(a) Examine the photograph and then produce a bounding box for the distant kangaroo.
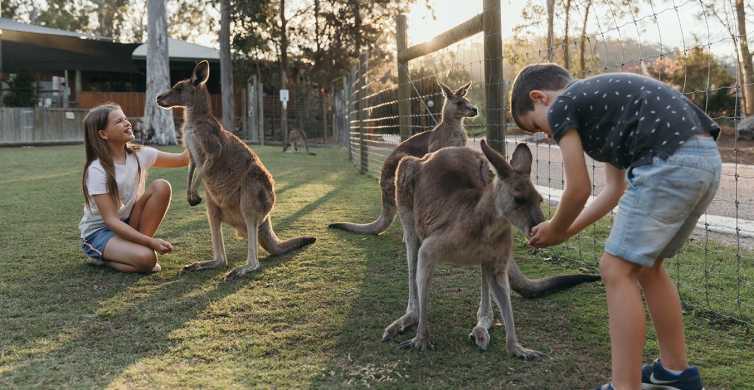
[282,127,315,155]
[328,81,477,234]
[383,141,600,357]
[156,60,316,281]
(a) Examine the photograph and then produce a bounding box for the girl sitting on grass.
[79,103,189,273]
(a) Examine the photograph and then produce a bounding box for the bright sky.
[406,0,739,58]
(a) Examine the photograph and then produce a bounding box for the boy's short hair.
[510,63,573,129]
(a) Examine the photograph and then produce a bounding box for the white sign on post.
[279,89,289,109]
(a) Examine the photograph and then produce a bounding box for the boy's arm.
[528,129,591,247]
[153,149,190,168]
[566,163,626,236]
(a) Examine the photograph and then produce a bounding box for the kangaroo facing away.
[328,81,477,234]
[383,141,600,358]
[156,60,316,281]
[282,127,316,155]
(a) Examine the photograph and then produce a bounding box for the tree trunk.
[144,0,176,145]
[220,0,235,130]
[579,0,592,77]
[280,0,289,145]
[735,0,754,115]
[563,0,572,70]
[546,0,555,62]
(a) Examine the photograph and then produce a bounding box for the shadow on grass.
[0,171,340,388]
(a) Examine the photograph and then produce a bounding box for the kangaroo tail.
[258,217,316,256]
[328,194,396,235]
[508,259,600,298]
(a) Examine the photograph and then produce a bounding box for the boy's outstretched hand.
[528,220,568,248]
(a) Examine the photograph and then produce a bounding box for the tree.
[701,0,754,116]
[219,0,235,130]
[562,0,572,70]
[143,0,177,145]
[578,0,593,77]
[734,0,753,115]
[546,0,555,62]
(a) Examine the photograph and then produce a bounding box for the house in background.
[0,17,231,119]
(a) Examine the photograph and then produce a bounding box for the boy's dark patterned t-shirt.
[548,73,720,169]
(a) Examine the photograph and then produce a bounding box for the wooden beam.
[396,15,412,141]
[483,0,506,154]
[398,14,483,63]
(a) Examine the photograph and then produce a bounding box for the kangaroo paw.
[469,326,491,351]
[224,264,261,282]
[183,259,224,272]
[508,343,545,360]
[382,312,418,342]
[187,194,203,206]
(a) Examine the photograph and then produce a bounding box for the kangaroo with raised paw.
[156,60,316,281]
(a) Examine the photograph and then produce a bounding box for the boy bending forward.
[512,63,719,390]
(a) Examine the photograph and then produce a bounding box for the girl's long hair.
[82,103,141,209]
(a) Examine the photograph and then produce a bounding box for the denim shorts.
[605,136,721,267]
[80,218,129,264]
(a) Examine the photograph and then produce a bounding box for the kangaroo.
[156,60,316,281]
[383,141,600,358]
[328,81,477,234]
[282,127,315,155]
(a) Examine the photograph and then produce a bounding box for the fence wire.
[336,0,753,327]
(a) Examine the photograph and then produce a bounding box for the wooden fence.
[0,107,88,145]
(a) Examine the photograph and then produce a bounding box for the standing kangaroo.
[383,141,600,358]
[328,81,477,234]
[282,127,315,155]
[156,60,316,281]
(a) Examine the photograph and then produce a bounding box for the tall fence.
[336,0,753,326]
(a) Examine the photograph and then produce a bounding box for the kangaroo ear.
[455,81,472,96]
[480,139,513,178]
[438,81,454,98]
[191,60,210,86]
[510,143,533,175]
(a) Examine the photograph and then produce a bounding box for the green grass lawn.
[0,144,752,389]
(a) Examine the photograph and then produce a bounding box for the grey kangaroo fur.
[383,141,600,357]
[328,81,477,235]
[156,60,316,281]
[282,127,316,155]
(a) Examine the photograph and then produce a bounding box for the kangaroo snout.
[155,92,169,108]
[468,107,479,117]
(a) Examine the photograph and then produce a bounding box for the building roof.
[0,17,112,41]
[0,18,219,72]
[132,38,220,62]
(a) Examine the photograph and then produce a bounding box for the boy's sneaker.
[641,359,705,390]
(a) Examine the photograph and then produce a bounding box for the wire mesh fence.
[334,0,753,326]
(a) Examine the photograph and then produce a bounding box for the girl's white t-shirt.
[79,147,159,239]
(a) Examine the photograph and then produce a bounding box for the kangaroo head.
[480,140,544,236]
[156,60,210,110]
[439,81,478,120]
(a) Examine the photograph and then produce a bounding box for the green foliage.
[3,71,38,107]
[648,46,737,118]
